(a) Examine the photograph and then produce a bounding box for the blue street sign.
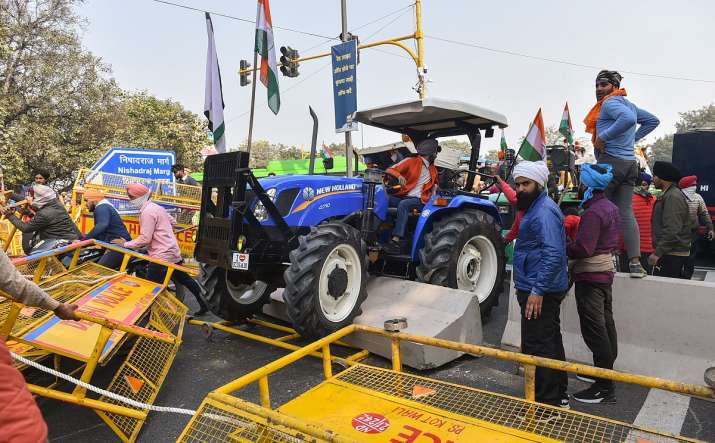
[89,147,176,214]
[331,40,358,133]
[91,147,176,181]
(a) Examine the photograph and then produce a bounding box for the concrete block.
[263,277,482,369]
[501,273,715,385]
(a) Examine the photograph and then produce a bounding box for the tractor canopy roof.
[355,97,508,140]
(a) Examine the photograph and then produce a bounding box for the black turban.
[596,70,623,87]
[652,161,682,183]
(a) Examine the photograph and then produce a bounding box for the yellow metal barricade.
[73,168,201,210]
[72,168,201,258]
[1,240,190,442]
[180,325,713,443]
[0,218,24,256]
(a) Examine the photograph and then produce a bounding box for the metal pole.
[246,49,259,158]
[341,0,354,177]
[415,0,425,98]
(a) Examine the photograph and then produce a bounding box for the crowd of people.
[502,70,712,417]
[0,69,712,438]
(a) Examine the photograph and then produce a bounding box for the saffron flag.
[255,0,280,114]
[519,109,546,161]
[204,13,226,152]
[559,102,574,145]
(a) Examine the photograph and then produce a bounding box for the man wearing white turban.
[512,160,550,189]
[512,160,570,409]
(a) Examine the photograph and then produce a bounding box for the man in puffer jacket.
[632,172,657,273]
[679,175,714,279]
[512,160,569,408]
[2,184,80,253]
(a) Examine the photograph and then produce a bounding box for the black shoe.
[191,307,209,317]
[573,385,616,404]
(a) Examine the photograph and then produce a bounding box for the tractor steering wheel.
[460,169,498,193]
[382,172,403,195]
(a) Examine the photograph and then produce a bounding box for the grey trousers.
[598,153,641,260]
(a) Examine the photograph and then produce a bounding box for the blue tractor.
[195,98,508,338]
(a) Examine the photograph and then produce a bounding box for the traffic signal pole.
[341,0,354,177]
[238,0,426,162]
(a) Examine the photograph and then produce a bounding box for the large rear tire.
[198,264,274,322]
[283,223,368,339]
[416,209,505,318]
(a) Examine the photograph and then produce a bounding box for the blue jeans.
[389,196,422,238]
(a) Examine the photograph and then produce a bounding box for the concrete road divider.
[501,273,715,385]
[264,277,482,369]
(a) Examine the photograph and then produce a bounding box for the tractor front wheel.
[198,264,274,322]
[283,223,368,339]
[416,209,505,318]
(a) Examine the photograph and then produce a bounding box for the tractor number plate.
[231,252,250,270]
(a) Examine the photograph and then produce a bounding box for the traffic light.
[239,59,251,86]
[279,46,300,78]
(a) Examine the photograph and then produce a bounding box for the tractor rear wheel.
[416,209,505,318]
[198,264,274,322]
[283,222,367,339]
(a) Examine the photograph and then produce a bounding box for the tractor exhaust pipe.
[308,106,319,175]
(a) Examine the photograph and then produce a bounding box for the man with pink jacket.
[112,183,208,316]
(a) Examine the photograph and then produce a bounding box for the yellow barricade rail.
[73,168,202,211]
[0,219,23,256]
[180,324,714,443]
[1,240,189,443]
[71,168,201,257]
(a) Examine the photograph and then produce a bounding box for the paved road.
[39,290,715,442]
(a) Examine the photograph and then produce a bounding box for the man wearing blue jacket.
[82,190,131,269]
[512,160,569,409]
[584,70,659,278]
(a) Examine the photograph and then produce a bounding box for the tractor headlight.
[253,188,277,222]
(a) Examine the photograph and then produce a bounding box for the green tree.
[648,104,715,161]
[0,0,123,188]
[109,92,209,171]
[0,1,209,189]
[438,138,471,156]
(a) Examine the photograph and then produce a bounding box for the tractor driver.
[383,138,439,254]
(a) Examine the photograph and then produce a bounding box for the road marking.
[633,389,691,436]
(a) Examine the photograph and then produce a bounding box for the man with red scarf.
[583,70,659,278]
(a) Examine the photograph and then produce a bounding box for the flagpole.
[246,49,259,158]
[494,123,531,204]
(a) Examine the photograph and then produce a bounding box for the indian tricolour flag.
[204,13,226,153]
[518,108,546,161]
[500,130,508,151]
[320,143,333,160]
[559,102,574,145]
[255,0,280,115]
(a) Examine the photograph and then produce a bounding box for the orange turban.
[84,189,105,203]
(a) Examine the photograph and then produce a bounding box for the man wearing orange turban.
[82,189,131,269]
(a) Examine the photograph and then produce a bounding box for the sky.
[77,0,715,154]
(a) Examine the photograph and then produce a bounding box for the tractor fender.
[410,195,501,260]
